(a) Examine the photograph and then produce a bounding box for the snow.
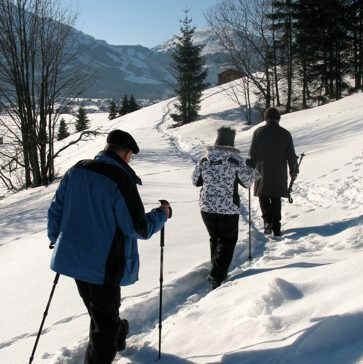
[0,80,363,364]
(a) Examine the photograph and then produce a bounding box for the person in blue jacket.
[48,129,170,364]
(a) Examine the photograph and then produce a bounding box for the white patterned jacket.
[192,146,256,215]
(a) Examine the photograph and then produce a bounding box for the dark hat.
[215,127,236,147]
[107,129,140,154]
[264,107,281,122]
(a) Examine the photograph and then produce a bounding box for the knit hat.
[215,127,236,147]
[106,129,140,154]
[264,107,281,123]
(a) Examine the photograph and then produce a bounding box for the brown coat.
[249,121,299,198]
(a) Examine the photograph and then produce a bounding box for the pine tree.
[75,106,89,132]
[348,0,363,90]
[108,100,118,120]
[119,95,129,116]
[271,0,352,105]
[57,118,70,140]
[128,95,140,112]
[310,0,350,99]
[170,12,208,124]
[269,0,296,112]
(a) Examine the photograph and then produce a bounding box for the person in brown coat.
[249,107,299,236]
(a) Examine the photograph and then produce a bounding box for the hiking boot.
[208,277,221,289]
[208,274,225,289]
[117,319,129,351]
[264,222,272,234]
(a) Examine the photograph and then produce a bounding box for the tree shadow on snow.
[283,214,363,240]
[211,312,363,364]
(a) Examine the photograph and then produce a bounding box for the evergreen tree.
[270,0,352,105]
[119,95,129,116]
[108,100,118,120]
[170,12,208,124]
[270,0,295,112]
[348,0,363,90]
[289,0,320,107]
[128,95,140,112]
[318,0,350,99]
[57,118,70,140]
[75,106,89,132]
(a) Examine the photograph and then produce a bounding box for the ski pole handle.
[298,153,305,167]
[288,153,305,204]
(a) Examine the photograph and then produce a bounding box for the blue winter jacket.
[47,151,167,286]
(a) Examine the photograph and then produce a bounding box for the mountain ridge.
[73,27,229,101]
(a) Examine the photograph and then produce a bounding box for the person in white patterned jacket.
[192,127,256,289]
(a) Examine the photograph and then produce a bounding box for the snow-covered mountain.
[152,28,226,56]
[73,28,230,100]
[71,30,173,100]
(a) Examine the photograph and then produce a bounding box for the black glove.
[49,242,55,249]
[246,158,255,169]
[159,199,173,219]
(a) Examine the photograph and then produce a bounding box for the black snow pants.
[259,196,281,231]
[75,280,126,364]
[201,211,239,283]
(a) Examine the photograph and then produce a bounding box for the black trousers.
[259,196,281,228]
[201,211,239,282]
[75,280,124,364]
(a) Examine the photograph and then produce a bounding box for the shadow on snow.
[284,214,363,239]
[218,312,363,364]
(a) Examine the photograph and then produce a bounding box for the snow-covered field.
[0,82,362,364]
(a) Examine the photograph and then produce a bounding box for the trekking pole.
[29,272,60,364]
[158,226,165,360]
[288,153,305,204]
[248,187,252,262]
[157,200,172,360]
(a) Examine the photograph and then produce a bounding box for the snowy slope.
[0,83,362,364]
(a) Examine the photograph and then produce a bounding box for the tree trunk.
[302,57,308,109]
[359,5,363,89]
[21,125,32,188]
[285,0,293,113]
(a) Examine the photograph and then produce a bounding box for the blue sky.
[74,0,219,48]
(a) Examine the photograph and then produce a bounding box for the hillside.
[0,82,362,363]
[70,28,229,100]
